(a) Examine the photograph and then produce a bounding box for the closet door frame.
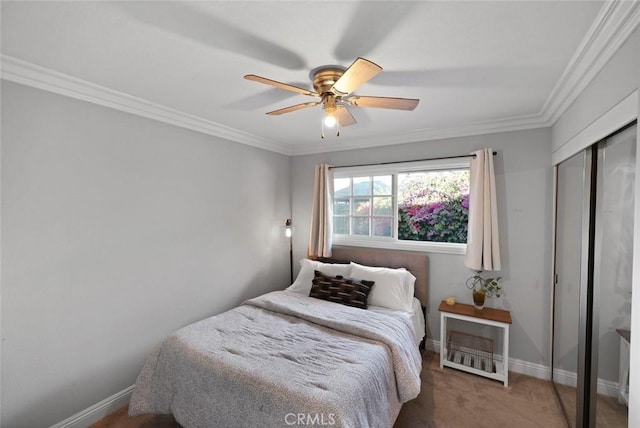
[577,145,597,428]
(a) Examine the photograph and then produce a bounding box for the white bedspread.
[129,291,422,427]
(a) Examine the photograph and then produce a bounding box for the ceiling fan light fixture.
[321,108,339,139]
[323,107,337,128]
[321,96,339,138]
[322,93,338,128]
[324,114,337,128]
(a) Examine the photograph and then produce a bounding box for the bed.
[129,246,429,427]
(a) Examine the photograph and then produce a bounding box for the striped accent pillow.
[309,270,375,309]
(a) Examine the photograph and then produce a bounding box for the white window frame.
[332,158,470,255]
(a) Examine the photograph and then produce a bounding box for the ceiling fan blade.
[266,101,320,115]
[345,95,419,111]
[331,57,382,95]
[336,105,357,127]
[225,81,311,111]
[245,75,319,97]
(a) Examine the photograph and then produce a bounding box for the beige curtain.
[464,148,501,271]
[308,164,334,258]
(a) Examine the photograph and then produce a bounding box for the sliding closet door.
[553,122,636,428]
[592,124,636,427]
[553,149,591,428]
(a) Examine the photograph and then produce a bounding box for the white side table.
[616,328,630,406]
[439,300,512,386]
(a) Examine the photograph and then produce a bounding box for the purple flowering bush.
[397,171,470,243]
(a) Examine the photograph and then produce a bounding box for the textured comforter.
[129,291,422,427]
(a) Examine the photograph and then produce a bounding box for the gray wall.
[291,127,553,365]
[0,81,292,427]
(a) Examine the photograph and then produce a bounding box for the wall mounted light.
[284,219,293,284]
[284,218,293,238]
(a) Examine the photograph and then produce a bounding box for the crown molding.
[1,0,638,156]
[541,0,640,124]
[0,55,293,156]
[288,113,548,156]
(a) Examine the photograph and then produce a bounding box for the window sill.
[332,235,467,255]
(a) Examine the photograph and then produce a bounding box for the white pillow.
[286,259,352,295]
[349,262,415,312]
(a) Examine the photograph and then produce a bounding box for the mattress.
[369,297,425,345]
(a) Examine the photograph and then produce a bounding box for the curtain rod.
[328,151,497,170]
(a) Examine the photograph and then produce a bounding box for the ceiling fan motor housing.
[312,68,346,95]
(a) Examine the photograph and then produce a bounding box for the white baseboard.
[427,339,620,397]
[49,385,134,428]
[552,366,620,398]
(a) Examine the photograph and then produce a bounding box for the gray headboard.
[327,246,429,308]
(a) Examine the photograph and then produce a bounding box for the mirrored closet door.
[592,125,635,427]
[552,122,636,428]
[553,149,588,428]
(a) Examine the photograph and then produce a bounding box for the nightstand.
[438,300,512,386]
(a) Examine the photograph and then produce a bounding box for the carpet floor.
[554,383,628,428]
[93,351,569,428]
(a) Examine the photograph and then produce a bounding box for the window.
[332,159,470,254]
[397,169,469,243]
[334,175,393,237]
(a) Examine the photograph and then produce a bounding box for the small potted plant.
[465,272,502,310]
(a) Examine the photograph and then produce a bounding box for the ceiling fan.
[244,57,419,138]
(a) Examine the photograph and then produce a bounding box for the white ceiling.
[2,1,636,155]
